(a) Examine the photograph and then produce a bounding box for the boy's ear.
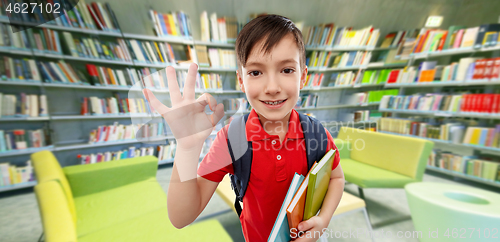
[237,70,245,93]
[300,66,308,89]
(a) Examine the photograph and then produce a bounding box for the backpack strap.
[298,113,329,170]
[227,113,251,217]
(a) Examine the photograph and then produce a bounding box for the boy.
[143,15,344,241]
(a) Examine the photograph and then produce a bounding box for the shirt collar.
[245,109,304,141]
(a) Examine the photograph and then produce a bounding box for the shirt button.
[277,155,282,160]
[272,140,277,145]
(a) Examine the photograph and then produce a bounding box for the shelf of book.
[365,62,408,69]
[0,181,38,193]
[0,117,49,122]
[0,146,55,158]
[132,62,188,69]
[0,80,42,87]
[408,46,500,60]
[62,55,134,66]
[50,114,161,120]
[42,83,133,91]
[36,23,123,37]
[0,47,32,56]
[385,80,500,88]
[426,165,500,189]
[379,131,500,154]
[379,109,500,120]
[193,41,235,48]
[308,66,363,72]
[301,83,385,92]
[198,67,238,72]
[297,102,380,111]
[122,33,193,45]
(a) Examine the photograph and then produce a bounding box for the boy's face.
[237,34,307,123]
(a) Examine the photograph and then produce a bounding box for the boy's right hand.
[143,63,225,149]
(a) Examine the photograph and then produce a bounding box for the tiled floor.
[0,166,496,242]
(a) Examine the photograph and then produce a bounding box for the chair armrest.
[35,181,77,242]
[63,156,158,197]
[334,138,351,159]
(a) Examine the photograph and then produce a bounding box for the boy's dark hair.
[235,14,306,71]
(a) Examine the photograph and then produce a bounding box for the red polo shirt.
[197,109,340,241]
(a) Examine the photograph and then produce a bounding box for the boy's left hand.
[294,216,328,241]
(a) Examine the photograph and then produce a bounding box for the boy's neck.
[256,110,293,143]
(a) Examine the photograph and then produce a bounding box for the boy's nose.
[264,74,281,94]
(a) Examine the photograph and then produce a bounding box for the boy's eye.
[248,71,261,77]
[282,68,295,74]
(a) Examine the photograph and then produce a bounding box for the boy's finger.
[297,219,314,232]
[165,66,182,104]
[183,63,198,100]
[209,103,225,126]
[143,89,170,115]
[196,93,217,111]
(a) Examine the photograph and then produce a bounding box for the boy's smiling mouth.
[260,99,287,107]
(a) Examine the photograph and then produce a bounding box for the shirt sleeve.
[197,125,234,182]
[325,128,340,170]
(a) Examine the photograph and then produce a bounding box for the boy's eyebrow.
[246,58,298,67]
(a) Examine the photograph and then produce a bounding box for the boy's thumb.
[298,220,311,231]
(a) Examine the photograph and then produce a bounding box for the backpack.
[226,112,328,217]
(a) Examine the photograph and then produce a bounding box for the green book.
[303,149,336,220]
[361,70,373,84]
[443,26,466,50]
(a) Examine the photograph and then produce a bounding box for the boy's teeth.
[264,100,284,105]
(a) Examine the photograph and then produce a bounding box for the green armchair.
[32,150,232,242]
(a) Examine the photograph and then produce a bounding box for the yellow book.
[107,68,117,85]
[483,32,496,45]
[9,166,16,184]
[154,42,164,63]
[469,128,482,145]
[167,14,178,36]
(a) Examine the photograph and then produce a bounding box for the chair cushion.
[75,178,167,236]
[78,208,233,242]
[341,159,416,188]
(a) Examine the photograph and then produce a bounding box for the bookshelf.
[5,2,498,192]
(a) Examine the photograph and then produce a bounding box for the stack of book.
[303,24,380,47]
[200,11,238,43]
[174,70,223,90]
[86,64,137,86]
[404,24,500,56]
[0,23,32,50]
[149,10,192,38]
[81,95,151,116]
[0,161,34,187]
[379,93,462,112]
[78,146,155,164]
[296,94,318,108]
[207,48,236,69]
[366,89,399,104]
[2,0,121,32]
[360,69,392,85]
[61,33,130,61]
[303,73,326,88]
[38,60,85,84]
[307,51,370,68]
[88,121,165,143]
[30,28,62,54]
[380,29,420,48]
[0,128,50,152]
[268,149,336,242]
[0,57,41,81]
[378,117,467,144]
[0,93,48,118]
[460,93,500,113]
[429,150,500,182]
[462,126,500,147]
[126,39,183,64]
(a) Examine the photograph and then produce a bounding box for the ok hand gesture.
[143,63,225,149]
